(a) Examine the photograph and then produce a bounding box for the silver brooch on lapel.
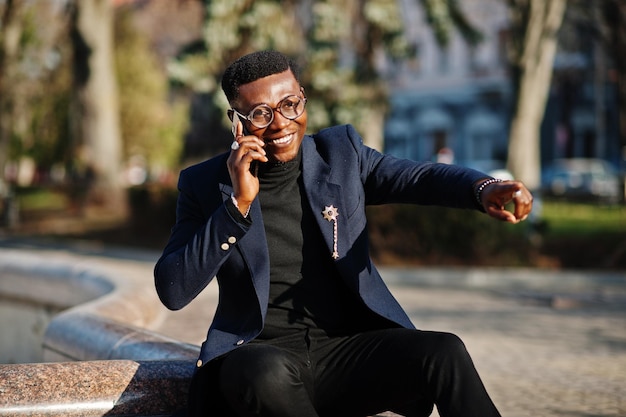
[322,205,339,259]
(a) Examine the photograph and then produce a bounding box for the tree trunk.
[70,0,127,217]
[507,0,567,190]
[359,106,385,151]
[0,0,22,185]
[602,0,626,156]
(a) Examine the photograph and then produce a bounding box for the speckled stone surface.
[0,360,194,416]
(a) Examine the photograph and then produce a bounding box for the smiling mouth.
[266,133,294,146]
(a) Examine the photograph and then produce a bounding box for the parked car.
[541,158,621,203]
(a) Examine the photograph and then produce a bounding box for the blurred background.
[0,0,624,270]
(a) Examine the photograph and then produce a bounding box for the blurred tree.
[0,0,24,186]
[113,6,186,178]
[417,0,483,46]
[505,0,567,189]
[0,0,192,220]
[0,1,69,179]
[168,0,481,160]
[68,0,127,216]
[600,0,626,155]
[25,51,72,172]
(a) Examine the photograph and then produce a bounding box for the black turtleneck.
[255,150,391,339]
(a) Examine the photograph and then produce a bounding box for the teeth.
[270,134,292,145]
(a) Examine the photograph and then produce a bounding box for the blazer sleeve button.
[228,236,237,244]
[220,243,229,251]
[236,339,245,346]
[196,359,203,367]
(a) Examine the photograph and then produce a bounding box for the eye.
[282,97,299,109]
[251,106,272,120]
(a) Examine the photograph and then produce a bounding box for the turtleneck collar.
[258,146,303,178]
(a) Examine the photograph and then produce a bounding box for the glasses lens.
[244,96,306,128]
[279,96,304,119]
[250,105,273,127]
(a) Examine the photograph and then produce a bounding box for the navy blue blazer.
[155,124,488,366]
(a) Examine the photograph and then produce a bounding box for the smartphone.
[231,111,240,138]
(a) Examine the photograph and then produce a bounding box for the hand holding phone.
[230,112,260,177]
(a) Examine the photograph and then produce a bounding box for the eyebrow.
[240,93,301,113]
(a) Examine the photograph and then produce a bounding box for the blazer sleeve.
[153,160,250,311]
[339,125,489,209]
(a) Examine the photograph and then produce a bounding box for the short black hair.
[221,50,300,103]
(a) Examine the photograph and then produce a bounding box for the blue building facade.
[383,0,622,175]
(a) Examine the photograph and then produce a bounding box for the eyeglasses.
[232,95,307,129]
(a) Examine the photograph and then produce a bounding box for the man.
[155,50,533,417]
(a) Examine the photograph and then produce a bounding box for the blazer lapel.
[301,137,347,261]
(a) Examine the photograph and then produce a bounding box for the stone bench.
[0,248,198,416]
[0,360,193,417]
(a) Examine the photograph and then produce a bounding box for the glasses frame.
[231,94,307,129]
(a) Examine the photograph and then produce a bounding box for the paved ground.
[1,237,625,417]
[155,268,626,417]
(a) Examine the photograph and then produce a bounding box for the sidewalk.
[1,237,625,417]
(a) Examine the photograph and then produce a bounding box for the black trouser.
[188,328,501,417]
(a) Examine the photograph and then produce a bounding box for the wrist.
[231,193,251,218]
[474,178,502,207]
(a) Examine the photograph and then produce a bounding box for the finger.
[497,182,522,200]
[230,119,246,151]
[496,183,526,207]
[236,140,267,159]
[242,149,268,165]
[230,122,242,151]
[513,198,532,221]
[486,204,518,223]
[510,186,533,221]
[235,120,244,139]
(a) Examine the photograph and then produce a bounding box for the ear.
[300,87,306,99]
[227,109,234,122]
